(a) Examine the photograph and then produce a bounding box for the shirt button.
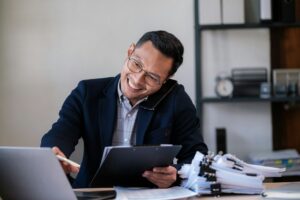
[124,139,128,142]
[127,114,131,117]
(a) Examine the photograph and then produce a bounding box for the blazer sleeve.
[40,81,86,157]
[171,85,208,165]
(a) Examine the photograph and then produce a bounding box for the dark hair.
[136,30,184,76]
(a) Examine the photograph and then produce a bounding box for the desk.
[74,182,299,200]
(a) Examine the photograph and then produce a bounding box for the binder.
[178,151,285,195]
[260,0,272,22]
[222,0,245,24]
[216,128,227,154]
[232,68,267,97]
[233,82,262,97]
[90,145,181,187]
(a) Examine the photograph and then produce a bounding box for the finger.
[143,171,176,188]
[61,161,80,174]
[144,171,175,181]
[60,160,71,173]
[145,175,172,188]
[69,165,80,173]
[67,164,80,173]
[51,146,66,157]
[153,166,177,174]
[51,147,73,173]
[51,146,59,154]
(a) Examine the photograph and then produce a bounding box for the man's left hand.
[142,166,177,188]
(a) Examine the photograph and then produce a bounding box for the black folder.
[89,145,182,187]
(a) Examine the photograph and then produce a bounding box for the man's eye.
[147,74,158,81]
[133,62,142,69]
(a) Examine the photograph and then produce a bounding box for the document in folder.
[90,145,182,187]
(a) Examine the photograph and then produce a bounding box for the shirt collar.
[117,80,124,103]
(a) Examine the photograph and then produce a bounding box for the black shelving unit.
[194,0,300,132]
[201,96,300,103]
[199,22,300,30]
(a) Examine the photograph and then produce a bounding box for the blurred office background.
[0,0,271,161]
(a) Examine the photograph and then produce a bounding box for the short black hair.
[136,30,184,76]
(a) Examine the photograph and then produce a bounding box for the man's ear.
[127,43,136,57]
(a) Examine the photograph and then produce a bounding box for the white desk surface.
[74,182,299,200]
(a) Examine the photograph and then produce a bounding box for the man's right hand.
[51,146,80,174]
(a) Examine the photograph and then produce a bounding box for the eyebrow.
[130,55,143,65]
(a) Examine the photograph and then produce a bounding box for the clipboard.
[89,145,182,187]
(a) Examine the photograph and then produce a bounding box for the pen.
[56,155,80,168]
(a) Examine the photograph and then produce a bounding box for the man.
[41,30,208,188]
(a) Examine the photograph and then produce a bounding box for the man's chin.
[125,93,142,101]
[124,91,147,103]
[124,86,145,98]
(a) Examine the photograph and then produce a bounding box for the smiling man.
[41,30,208,188]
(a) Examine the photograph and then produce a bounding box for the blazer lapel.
[135,108,154,145]
[135,79,177,145]
[98,77,119,147]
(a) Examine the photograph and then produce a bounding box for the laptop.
[0,147,115,200]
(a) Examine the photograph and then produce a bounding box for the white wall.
[0,0,195,150]
[0,0,272,161]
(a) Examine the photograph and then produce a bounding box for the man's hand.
[142,166,177,188]
[51,146,79,174]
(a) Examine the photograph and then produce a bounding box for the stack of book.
[232,68,267,97]
[178,152,285,196]
[248,149,300,177]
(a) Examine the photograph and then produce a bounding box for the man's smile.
[127,76,144,92]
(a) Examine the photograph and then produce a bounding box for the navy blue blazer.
[41,75,207,188]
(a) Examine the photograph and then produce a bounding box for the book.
[232,67,267,75]
[199,0,222,25]
[248,149,300,176]
[232,68,267,80]
[260,0,272,22]
[233,82,262,97]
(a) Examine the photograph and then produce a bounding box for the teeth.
[128,77,140,90]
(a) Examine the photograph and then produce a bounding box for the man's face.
[120,41,173,105]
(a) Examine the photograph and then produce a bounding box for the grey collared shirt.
[111,81,147,146]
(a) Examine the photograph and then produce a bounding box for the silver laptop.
[0,146,77,200]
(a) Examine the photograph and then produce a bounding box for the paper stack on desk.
[115,186,197,200]
[248,149,300,177]
[178,152,285,196]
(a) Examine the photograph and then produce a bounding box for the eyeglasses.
[127,56,161,86]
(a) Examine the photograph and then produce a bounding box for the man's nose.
[132,70,146,85]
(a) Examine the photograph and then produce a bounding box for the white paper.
[114,186,197,200]
[179,151,286,195]
[248,149,299,163]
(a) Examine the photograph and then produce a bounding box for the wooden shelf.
[201,96,300,103]
[198,22,300,30]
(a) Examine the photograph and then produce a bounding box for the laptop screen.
[0,147,77,200]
